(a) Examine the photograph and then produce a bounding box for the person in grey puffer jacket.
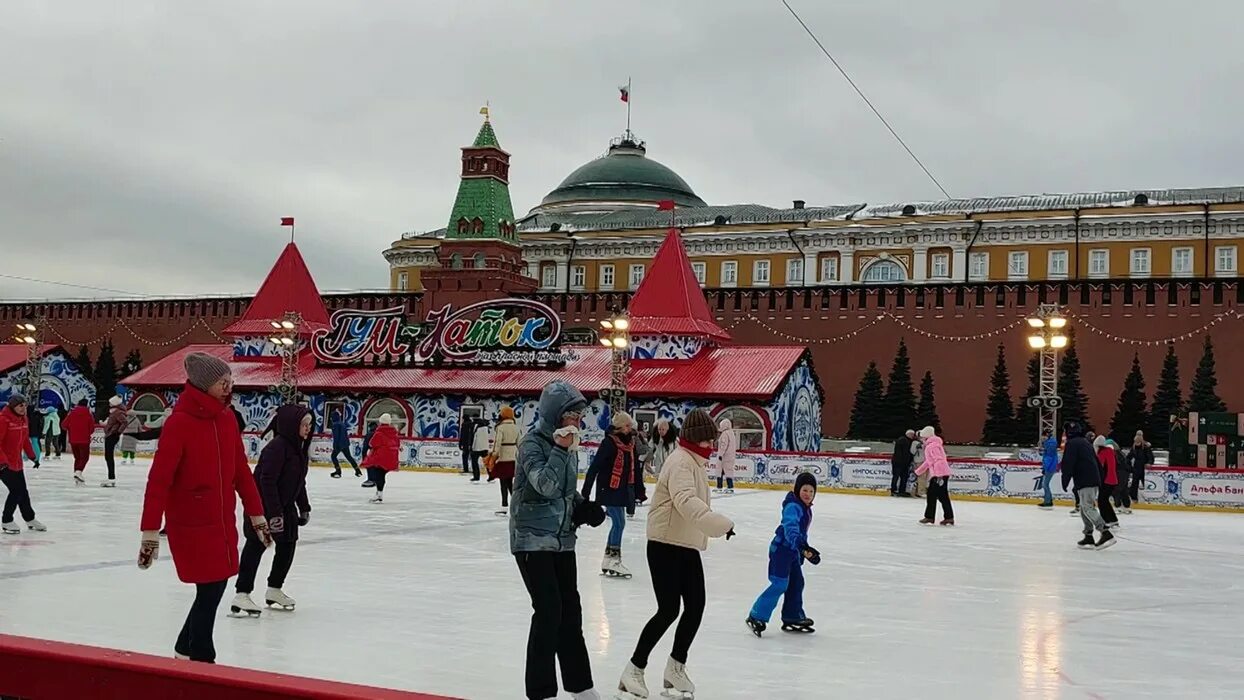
[510,380,603,700]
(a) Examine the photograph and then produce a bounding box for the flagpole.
[626,77,632,134]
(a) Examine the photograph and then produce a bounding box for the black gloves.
[803,545,821,566]
[572,500,606,528]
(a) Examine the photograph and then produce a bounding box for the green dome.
[536,138,706,213]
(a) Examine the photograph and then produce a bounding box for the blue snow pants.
[748,544,805,624]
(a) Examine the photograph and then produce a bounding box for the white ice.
[4,458,1244,700]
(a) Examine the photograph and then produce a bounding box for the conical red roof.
[628,230,730,341]
[223,242,330,336]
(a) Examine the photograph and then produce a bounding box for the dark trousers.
[515,551,593,700]
[368,467,387,492]
[43,430,61,457]
[1,469,36,523]
[175,580,227,662]
[631,541,706,668]
[470,451,486,480]
[331,447,358,473]
[71,443,90,472]
[500,477,513,507]
[461,448,471,473]
[236,530,296,593]
[891,463,911,495]
[1129,471,1144,502]
[1112,480,1131,508]
[924,475,954,520]
[104,434,120,480]
[1098,486,1118,524]
[716,475,734,490]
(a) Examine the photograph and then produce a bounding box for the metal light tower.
[15,319,42,408]
[268,311,303,404]
[1024,304,1069,441]
[598,315,631,414]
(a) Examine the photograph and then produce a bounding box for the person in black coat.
[459,416,479,475]
[230,404,312,615]
[582,411,646,578]
[1060,421,1114,549]
[891,430,915,497]
[1127,433,1154,504]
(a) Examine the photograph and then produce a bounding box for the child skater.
[745,472,821,637]
[361,413,399,503]
[914,425,954,526]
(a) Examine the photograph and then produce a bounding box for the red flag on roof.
[280,217,295,226]
[619,85,630,103]
[628,230,730,341]
[656,200,675,211]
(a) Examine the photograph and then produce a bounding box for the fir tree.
[121,348,143,378]
[1057,328,1089,432]
[93,340,118,419]
[847,362,886,440]
[74,345,94,383]
[1014,355,1041,445]
[1188,335,1227,413]
[981,343,1017,444]
[915,370,941,434]
[1109,353,1148,446]
[1147,344,1182,449]
[879,339,917,438]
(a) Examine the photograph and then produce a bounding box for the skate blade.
[601,571,632,578]
[781,625,815,633]
[660,688,694,699]
[228,608,261,618]
[265,601,295,611]
[615,692,647,700]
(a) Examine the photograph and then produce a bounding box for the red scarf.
[609,434,635,489]
[679,437,713,459]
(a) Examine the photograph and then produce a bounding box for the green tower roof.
[473,120,499,148]
[446,117,516,241]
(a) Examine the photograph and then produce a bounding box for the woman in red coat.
[63,399,97,484]
[0,395,42,534]
[360,413,399,503]
[137,352,271,663]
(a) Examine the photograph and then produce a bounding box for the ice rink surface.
[3,458,1244,699]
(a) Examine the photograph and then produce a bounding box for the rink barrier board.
[81,432,1244,513]
[0,634,461,700]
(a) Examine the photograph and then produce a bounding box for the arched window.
[131,393,167,425]
[450,253,463,270]
[363,398,409,435]
[716,406,767,450]
[862,259,905,284]
[472,253,486,269]
[456,218,470,235]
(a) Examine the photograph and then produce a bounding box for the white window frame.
[569,265,585,289]
[1130,248,1151,277]
[1215,245,1237,276]
[1007,251,1029,280]
[752,260,771,286]
[599,264,615,291]
[540,264,557,289]
[364,398,409,435]
[930,253,949,279]
[1171,247,1194,278]
[1088,249,1109,278]
[629,264,645,290]
[716,406,767,451]
[130,393,167,426]
[969,252,989,281]
[1047,250,1068,279]
[820,256,839,283]
[691,262,706,285]
[721,260,738,287]
[396,272,409,291]
[785,258,803,285]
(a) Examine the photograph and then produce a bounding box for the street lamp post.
[1024,304,1069,441]
[598,315,631,415]
[14,319,42,409]
[268,311,303,404]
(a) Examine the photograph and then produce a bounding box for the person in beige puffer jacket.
[618,408,735,699]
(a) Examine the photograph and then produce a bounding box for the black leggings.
[631,541,706,668]
[236,525,297,593]
[515,551,593,700]
[1,468,36,523]
[104,434,120,480]
[368,467,387,492]
[924,475,954,520]
[500,477,513,507]
[175,580,227,662]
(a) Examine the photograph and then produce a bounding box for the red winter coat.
[0,406,36,472]
[63,406,96,446]
[1097,446,1119,487]
[360,424,400,472]
[139,384,263,584]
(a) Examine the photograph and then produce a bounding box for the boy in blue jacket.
[1038,429,1059,509]
[745,472,821,637]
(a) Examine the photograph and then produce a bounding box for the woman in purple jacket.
[229,404,312,617]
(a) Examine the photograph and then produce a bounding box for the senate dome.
[531,134,706,215]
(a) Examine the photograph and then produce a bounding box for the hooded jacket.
[253,404,312,542]
[42,406,61,437]
[1041,436,1059,474]
[63,405,96,445]
[582,428,645,508]
[1060,425,1101,492]
[330,410,350,449]
[510,381,587,554]
[0,406,35,472]
[716,418,738,474]
[1094,436,1119,486]
[914,431,951,478]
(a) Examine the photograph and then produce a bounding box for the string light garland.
[1066,309,1242,347]
[41,317,231,348]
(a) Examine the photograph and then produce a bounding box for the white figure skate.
[662,657,695,698]
[265,587,296,611]
[228,592,262,618]
[616,661,649,699]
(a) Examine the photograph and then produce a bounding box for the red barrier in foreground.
[0,634,462,700]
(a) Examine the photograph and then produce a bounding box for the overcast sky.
[3,0,1243,300]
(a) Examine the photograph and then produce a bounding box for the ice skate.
[361,479,375,488]
[1119,506,1133,514]
[661,657,695,698]
[616,661,649,699]
[369,493,384,503]
[572,690,602,700]
[228,592,262,618]
[726,488,735,494]
[353,468,362,477]
[1077,535,1096,549]
[1095,530,1116,550]
[601,547,632,579]
[1069,507,1080,517]
[1,521,20,535]
[100,480,116,488]
[494,507,508,516]
[1037,503,1053,510]
[781,617,815,633]
[330,469,342,479]
[940,518,955,526]
[918,518,934,525]
[25,519,46,532]
[745,616,766,638]
[73,471,85,485]
[265,587,296,611]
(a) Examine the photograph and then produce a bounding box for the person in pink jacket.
[914,426,954,526]
[715,418,738,493]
